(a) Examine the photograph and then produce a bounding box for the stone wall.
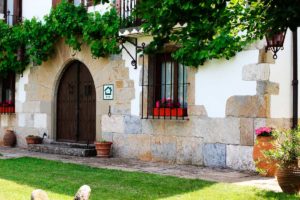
[100,47,292,171]
[0,39,293,172]
[9,40,134,147]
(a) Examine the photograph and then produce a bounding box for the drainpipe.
[292,29,298,129]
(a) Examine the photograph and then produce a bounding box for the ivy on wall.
[0,1,119,74]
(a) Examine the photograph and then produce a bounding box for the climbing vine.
[135,0,268,67]
[0,1,119,74]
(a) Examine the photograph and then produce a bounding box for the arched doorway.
[56,60,96,144]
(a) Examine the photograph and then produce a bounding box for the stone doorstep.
[28,143,96,157]
[50,141,95,149]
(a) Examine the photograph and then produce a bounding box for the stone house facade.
[0,0,298,171]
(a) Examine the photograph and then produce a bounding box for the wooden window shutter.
[13,0,22,24]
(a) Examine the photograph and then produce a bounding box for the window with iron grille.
[0,72,15,114]
[141,53,188,120]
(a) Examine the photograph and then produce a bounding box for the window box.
[0,106,15,113]
[153,108,187,117]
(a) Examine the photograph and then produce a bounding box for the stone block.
[141,120,154,135]
[200,118,240,145]
[256,81,279,95]
[102,115,142,134]
[124,116,142,134]
[101,132,113,142]
[18,113,34,128]
[258,49,275,64]
[151,136,177,163]
[112,133,152,161]
[39,101,52,114]
[240,118,254,146]
[115,80,124,88]
[265,118,292,130]
[23,101,41,113]
[111,103,131,115]
[164,120,193,137]
[226,145,255,171]
[226,95,270,118]
[203,143,226,168]
[242,64,270,81]
[102,115,125,133]
[34,113,47,129]
[176,137,203,165]
[188,105,207,117]
[115,88,135,101]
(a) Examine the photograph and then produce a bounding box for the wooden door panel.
[57,61,95,144]
[57,63,78,142]
[78,63,96,143]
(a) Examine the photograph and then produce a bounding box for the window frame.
[0,72,16,114]
[141,52,188,120]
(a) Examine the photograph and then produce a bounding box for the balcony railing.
[117,0,142,29]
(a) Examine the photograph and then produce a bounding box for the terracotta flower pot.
[95,142,112,158]
[276,163,300,194]
[253,136,277,176]
[26,137,43,145]
[3,130,16,147]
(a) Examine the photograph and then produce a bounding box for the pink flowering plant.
[156,98,180,108]
[255,127,272,137]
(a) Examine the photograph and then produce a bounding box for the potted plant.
[3,130,16,147]
[264,128,300,194]
[253,127,277,176]
[94,140,113,158]
[153,98,187,117]
[26,135,43,145]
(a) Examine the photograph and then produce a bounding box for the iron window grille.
[141,53,189,120]
[0,72,16,114]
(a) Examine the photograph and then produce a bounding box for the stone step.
[28,143,96,157]
[50,141,95,149]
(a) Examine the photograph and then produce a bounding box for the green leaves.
[0,1,120,74]
[137,0,266,67]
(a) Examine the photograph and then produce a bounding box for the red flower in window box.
[154,98,187,117]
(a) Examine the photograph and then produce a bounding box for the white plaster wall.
[22,0,52,20]
[195,50,258,117]
[270,28,300,118]
[121,36,152,116]
[15,67,30,104]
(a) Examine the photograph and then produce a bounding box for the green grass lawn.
[0,157,298,200]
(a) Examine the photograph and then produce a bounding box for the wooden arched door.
[57,60,96,144]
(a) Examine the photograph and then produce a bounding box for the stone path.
[0,146,281,192]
